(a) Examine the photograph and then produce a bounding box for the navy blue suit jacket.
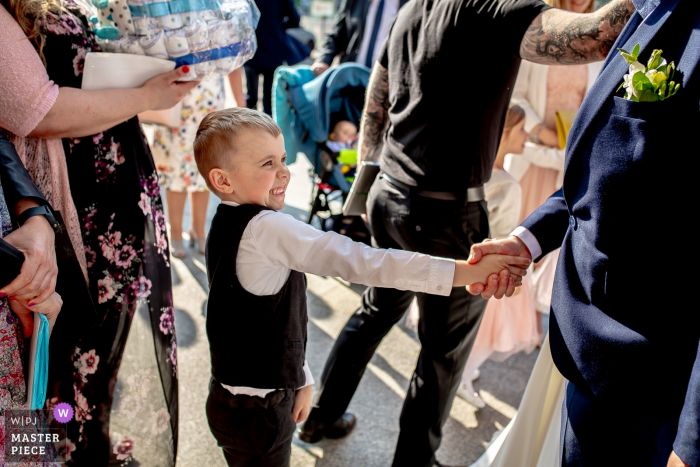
[521,1,700,464]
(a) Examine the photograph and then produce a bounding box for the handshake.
[465,236,532,299]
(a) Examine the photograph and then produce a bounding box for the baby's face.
[330,121,358,144]
[224,131,290,211]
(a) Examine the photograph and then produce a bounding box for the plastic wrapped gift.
[87,0,260,79]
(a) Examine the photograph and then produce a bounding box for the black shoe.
[297,413,357,443]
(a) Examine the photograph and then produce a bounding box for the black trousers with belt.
[206,379,297,467]
[308,177,490,467]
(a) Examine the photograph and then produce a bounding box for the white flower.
[150,408,171,436]
[629,60,646,75]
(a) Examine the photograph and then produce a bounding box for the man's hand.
[466,236,532,299]
[292,385,313,423]
[9,292,62,337]
[520,0,635,65]
[311,62,330,76]
[667,452,689,467]
[0,215,57,305]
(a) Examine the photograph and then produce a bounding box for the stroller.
[273,63,372,244]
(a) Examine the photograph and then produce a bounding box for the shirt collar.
[221,201,240,207]
[632,0,661,19]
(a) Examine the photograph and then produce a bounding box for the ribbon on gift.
[171,39,248,66]
[129,0,220,17]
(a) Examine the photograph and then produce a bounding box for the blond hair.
[194,107,282,192]
[1,0,63,66]
[543,0,595,13]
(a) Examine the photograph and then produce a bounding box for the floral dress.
[0,179,28,463]
[150,79,226,192]
[41,6,178,466]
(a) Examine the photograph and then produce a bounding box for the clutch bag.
[555,110,578,149]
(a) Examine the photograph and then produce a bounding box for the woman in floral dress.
[32,5,181,465]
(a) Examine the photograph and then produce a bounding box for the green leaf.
[632,71,652,92]
[620,52,636,64]
[639,90,659,102]
[632,43,640,59]
[647,49,664,70]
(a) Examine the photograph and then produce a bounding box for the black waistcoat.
[205,204,307,389]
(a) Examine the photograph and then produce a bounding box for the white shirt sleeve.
[247,211,455,296]
[511,60,543,133]
[511,226,542,260]
[302,360,314,387]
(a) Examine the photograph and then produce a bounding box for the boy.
[193,108,529,466]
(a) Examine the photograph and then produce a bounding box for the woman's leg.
[165,190,187,240]
[189,191,210,239]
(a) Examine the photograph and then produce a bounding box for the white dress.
[469,334,564,467]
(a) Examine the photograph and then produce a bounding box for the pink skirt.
[472,279,542,362]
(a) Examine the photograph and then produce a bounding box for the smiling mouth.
[270,187,286,195]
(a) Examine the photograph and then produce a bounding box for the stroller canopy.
[273,63,370,166]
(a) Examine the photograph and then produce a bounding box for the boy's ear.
[209,168,234,194]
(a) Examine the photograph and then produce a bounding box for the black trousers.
[244,65,275,116]
[206,379,297,467]
[308,177,490,467]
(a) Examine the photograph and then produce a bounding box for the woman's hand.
[141,66,200,111]
[0,215,57,305]
[9,293,62,337]
[292,385,313,423]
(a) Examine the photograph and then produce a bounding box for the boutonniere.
[617,44,680,102]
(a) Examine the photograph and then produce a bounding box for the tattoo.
[358,64,391,163]
[519,0,635,65]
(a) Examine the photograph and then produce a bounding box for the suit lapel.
[565,0,682,159]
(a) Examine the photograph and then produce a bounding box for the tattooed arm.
[520,0,635,65]
[358,63,390,163]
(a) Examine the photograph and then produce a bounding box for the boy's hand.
[454,255,530,289]
[292,385,312,424]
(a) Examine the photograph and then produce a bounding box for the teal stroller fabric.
[272,63,370,169]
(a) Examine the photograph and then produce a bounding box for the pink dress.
[0,5,86,275]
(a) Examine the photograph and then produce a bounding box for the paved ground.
[141,80,541,467]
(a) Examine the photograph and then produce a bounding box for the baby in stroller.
[326,120,358,181]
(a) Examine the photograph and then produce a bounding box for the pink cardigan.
[0,5,87,275]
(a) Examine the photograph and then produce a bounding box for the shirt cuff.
[511,226,542,260]
[301,360,314,388]
[426,257,455,297]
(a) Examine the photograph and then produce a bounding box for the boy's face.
[217,130,290,211]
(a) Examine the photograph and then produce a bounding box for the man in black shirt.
[300,1,635,465]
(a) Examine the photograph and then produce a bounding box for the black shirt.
[378,0,550,191]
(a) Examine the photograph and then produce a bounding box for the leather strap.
[380,172,485,202]
[17,205,59,231]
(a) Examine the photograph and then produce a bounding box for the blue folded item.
[30,313,49,410]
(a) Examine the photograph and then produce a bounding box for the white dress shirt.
[219,201,455,397]
[355,0,399,67]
